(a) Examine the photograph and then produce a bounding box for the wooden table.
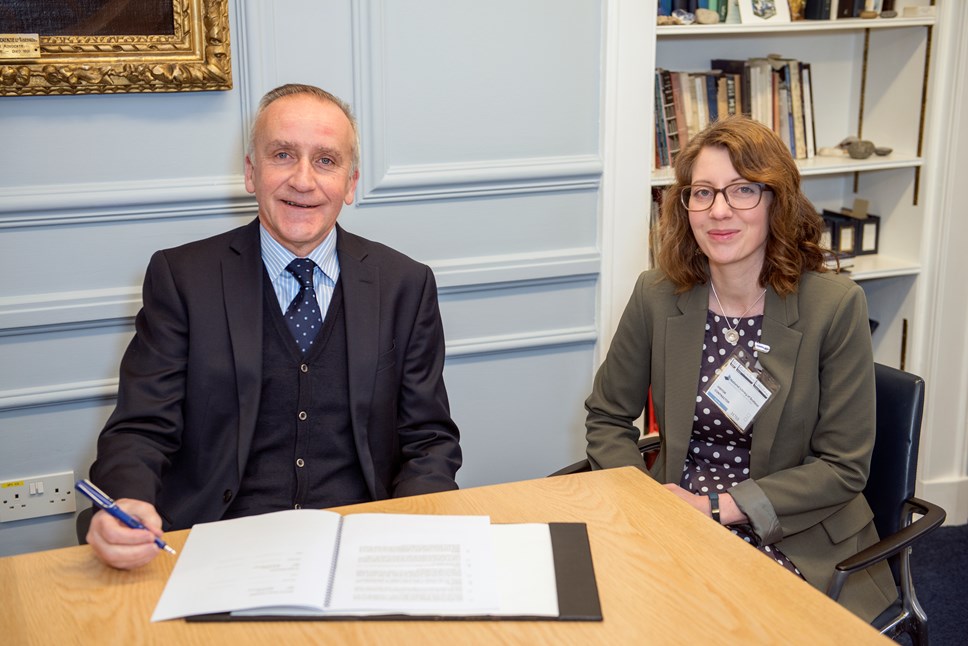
[0,467,887,645]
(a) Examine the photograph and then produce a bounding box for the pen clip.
[76,479,117,510]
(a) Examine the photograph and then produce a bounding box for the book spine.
[654,71,669,168]
[705,73,719,123]
[726,74,737,115]
[669,71,689,150]
[788,61,807,159]
[717,75,729,123]
[804,0,831,20]
[324,515,345,609]
[660,69,682,163]
[692,74,708,131]
[801,63,817,158]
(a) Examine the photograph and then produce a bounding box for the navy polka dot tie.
[285,258,323,354]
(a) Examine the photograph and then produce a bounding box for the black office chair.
[826,363,945,645]
[550,363,945,644]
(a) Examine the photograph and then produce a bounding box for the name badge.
[703,348,779,432]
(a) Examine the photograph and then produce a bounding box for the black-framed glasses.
[680,182,769,211]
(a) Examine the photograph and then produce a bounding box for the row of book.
[654,55,817,169]
[806,0,900,21]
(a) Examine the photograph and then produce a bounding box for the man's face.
[245,94,359,257]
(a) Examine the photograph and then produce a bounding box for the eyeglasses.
[680,182,769,211]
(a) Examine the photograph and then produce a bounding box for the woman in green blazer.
[585,116,897,622]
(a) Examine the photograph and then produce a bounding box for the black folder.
[188,522,602,623]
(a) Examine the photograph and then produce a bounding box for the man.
[83,84,461,569]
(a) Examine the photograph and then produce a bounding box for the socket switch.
[0,471,77,522]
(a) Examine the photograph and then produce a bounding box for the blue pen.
[76,479,177,555]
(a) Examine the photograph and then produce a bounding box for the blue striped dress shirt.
[260,225,340,318]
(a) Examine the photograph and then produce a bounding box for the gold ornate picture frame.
[0,0,231,96]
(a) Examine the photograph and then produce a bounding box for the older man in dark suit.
[83,84,461,569]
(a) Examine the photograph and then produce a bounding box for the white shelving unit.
[651,12,937,370]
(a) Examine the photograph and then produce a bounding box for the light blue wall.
[0,0,604,556]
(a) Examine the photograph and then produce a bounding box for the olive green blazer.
[585,269,897,622]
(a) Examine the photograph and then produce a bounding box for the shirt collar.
[259,224,339,283]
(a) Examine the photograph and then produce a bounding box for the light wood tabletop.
[0,467,888,645]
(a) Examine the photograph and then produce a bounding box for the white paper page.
[489,523,559,617]
[326,513,498,615]
[151,509,341,622]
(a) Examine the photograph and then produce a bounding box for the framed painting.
[0,0,231,96]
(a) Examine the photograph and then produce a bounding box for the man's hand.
[86,498,165,569]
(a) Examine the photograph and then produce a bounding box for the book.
[800,63,817,158]
[747,57,774,130]
[654,71,670,168]
[667,70,689,154]
[786,59,807,159]
[150,509,601,623]
[710,59,751,116]
[804,0,832,20]
[717,75,729,122]
[658,69,682,164]
[677,71,700,141]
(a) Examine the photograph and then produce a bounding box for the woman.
[584,115,896,621]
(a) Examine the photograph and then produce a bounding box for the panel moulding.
[352,0,602,204]
[0,177,255,229]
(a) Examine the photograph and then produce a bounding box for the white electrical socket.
[0,471,77,522]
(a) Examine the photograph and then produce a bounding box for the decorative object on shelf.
[738,0,792,24]
[817,146,850,157]
[860,0,879,19]
[672,9,697,25]
[789,0,806,21]
[823,198,880,257]
[696,8,721,24]
[847,140,876,159]
[816,139,891,159]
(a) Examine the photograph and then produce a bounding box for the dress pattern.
[678,309,802,578]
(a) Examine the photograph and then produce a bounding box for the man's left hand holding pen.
[87,498,171,570]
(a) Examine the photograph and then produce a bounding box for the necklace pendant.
[724,329,740,345]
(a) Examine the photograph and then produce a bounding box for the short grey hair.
[247,83,360,175]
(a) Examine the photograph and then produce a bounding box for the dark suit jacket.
[585,269,897,622]
[90,219,461,530]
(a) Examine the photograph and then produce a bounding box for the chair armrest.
[826,497,946,600]
[548,435,660,477]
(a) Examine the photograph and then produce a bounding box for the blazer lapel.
[336,226,385,498]
[662,285,709,479]
[749,288,801,478]
[223,218,264,478]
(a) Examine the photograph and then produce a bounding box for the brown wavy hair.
[655,115,826,295]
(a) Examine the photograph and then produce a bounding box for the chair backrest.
[864,363,925,540]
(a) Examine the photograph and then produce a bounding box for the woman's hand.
[661,483,749,525]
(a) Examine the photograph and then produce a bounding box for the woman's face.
[687,146,772,279]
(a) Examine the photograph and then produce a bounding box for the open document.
[151,510,601,622]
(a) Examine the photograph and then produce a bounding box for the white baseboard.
[918,475,968,526]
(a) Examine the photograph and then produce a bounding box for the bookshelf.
[650,12,937,370]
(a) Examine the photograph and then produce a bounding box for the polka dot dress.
[678,309,802,578]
